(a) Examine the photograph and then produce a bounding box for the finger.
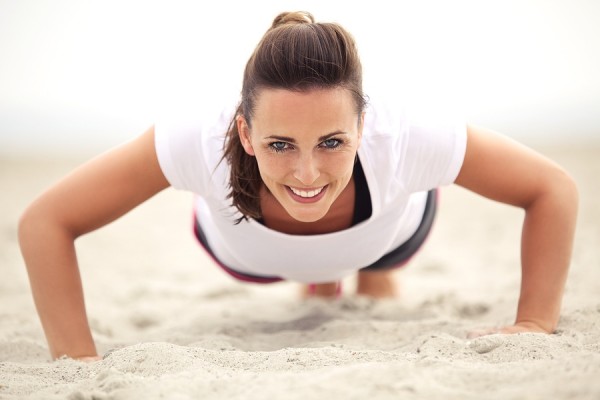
[467,327,500,339]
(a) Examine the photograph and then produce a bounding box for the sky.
[1,0,599,157]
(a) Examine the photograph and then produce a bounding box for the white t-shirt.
[155,95,467,283]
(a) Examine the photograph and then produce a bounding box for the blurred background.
[1,0,599,158]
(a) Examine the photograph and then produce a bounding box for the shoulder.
[156,95,238,140]
[153,94,239,193]
[360,89,467,192]
[363,89,464,136]
[155,96,238,164]
[360,92,411,161]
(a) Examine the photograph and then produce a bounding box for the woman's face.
[237,88,364,223]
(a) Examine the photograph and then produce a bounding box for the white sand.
[1,144,599,399]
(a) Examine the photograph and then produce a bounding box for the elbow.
[19,200,80,254]
[534,166,579,225]
[18,202,63,252]
[525,165,579,223]
[18,203,42,252]
[554,168,579,217]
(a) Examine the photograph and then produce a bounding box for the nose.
[293,152,320,185]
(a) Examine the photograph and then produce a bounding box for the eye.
[320,138,341,149]
[269,141,291,153]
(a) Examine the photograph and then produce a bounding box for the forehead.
[251,88,357,136]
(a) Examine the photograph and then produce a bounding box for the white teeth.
[290,186,324,198]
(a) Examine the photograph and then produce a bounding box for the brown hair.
[222,11,367,222]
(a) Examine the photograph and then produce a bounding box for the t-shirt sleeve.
[154,102,235,195]
[154,118,207,193]
[398,116,467,193]
[357,94,468,196]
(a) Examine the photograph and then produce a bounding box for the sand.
[1,144,599,399]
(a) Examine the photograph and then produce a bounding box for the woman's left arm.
[455,125,578,336]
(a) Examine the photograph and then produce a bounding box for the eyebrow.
[265,131,348,143]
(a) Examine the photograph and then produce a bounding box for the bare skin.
[19,89,578,361]
[301,271,398,299]
[356,270,398,298]
[18,128,170,360]
[457,125,577,336]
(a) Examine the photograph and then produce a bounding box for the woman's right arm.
[18,126,170,360]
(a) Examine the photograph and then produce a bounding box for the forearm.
[516,177,578,332]
[19,218,97,360]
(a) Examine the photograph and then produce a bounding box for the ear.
[236,115,255,156]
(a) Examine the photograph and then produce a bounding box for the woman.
[18,11,578,361]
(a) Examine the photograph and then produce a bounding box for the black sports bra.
[351,158,373,226]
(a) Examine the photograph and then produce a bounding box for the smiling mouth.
[288,186,325,198]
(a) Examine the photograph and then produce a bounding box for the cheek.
[255,153,290,180]
[324,153,356,176]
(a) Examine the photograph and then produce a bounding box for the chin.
[294,215,324,223]
[287,208,328,223]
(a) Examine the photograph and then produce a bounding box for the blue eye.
[270,141,289,152]
[321,138,341,149]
